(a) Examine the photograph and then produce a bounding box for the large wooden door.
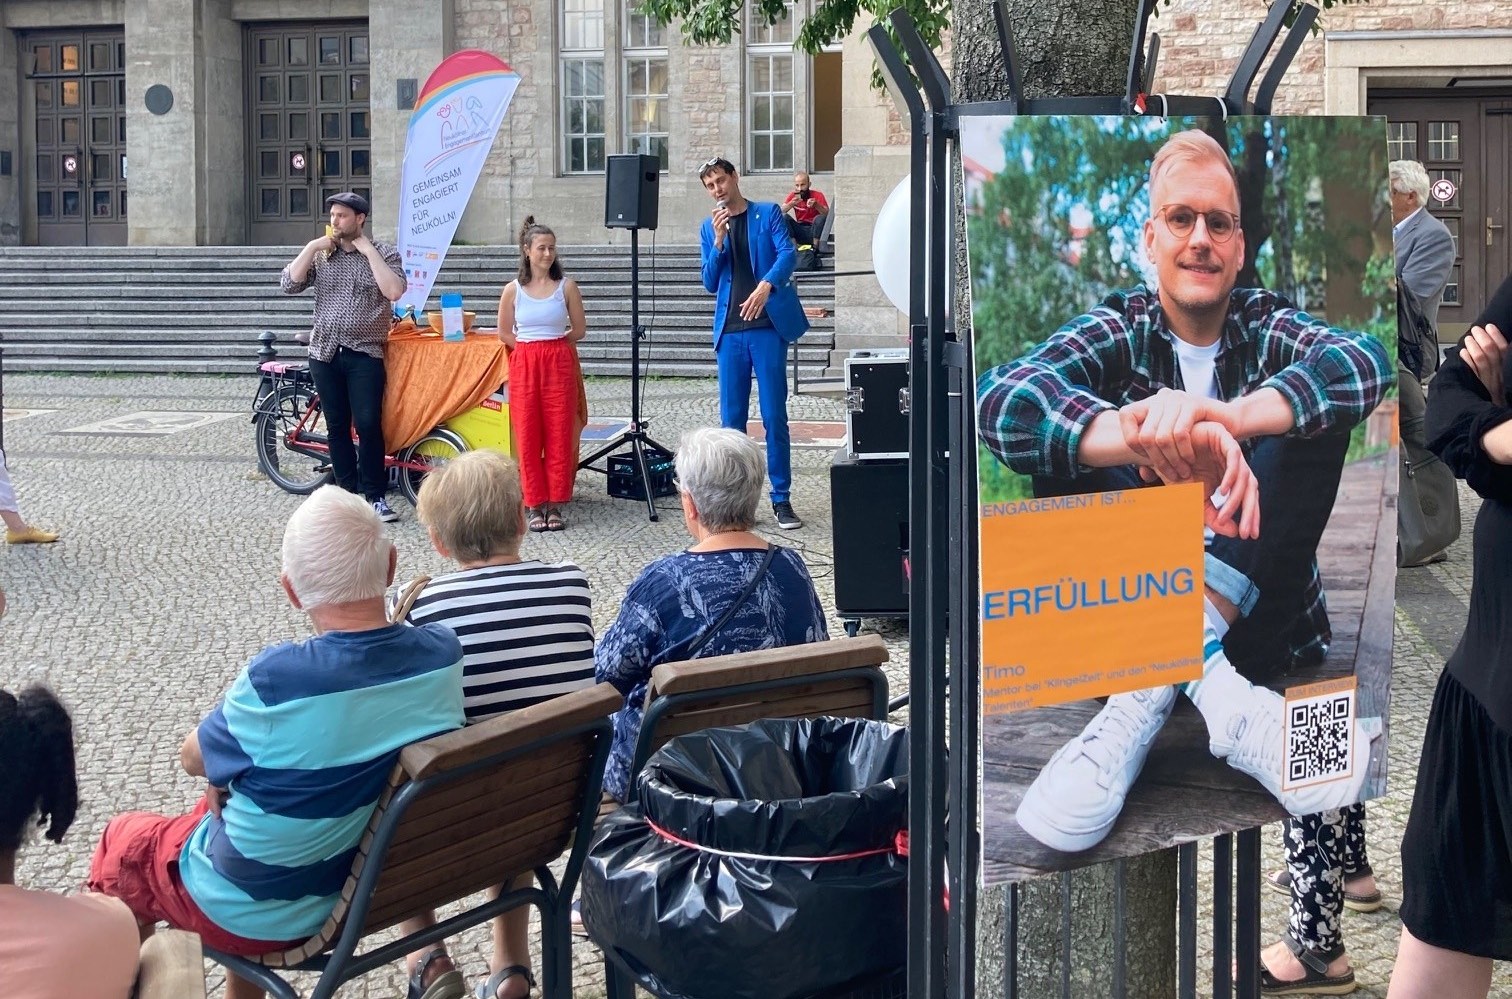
[1370,90,1512,333]
[27,29,127,246]
[246,22,372,245]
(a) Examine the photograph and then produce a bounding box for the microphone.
[715,198,728,234]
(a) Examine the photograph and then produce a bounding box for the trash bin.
[582,716,909,999]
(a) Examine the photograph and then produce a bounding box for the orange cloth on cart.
[381,321,588,453]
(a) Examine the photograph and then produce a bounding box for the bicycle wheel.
[397,428,468,505]
[255,385,334,495]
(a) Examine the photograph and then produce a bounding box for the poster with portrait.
[968,116,1396,885]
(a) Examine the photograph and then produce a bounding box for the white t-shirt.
[512,279,570,342]
[1170,336,1225,538]
[1171,335,1222,401]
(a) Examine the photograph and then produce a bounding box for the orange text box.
[980,484,1205,714]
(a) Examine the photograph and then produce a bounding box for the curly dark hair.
[516,215,564,284]
[0,685,78,852]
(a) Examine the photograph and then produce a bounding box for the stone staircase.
[0,245,836,377]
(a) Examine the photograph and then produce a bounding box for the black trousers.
[309,346,387,502]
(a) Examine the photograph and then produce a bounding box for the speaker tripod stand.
[579,227,673,521]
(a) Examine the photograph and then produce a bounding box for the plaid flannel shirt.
[976,284,1391,667]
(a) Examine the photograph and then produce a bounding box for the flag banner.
[396,50,519,315]
[966,115,1396,885]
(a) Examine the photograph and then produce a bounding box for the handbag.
[685,545,778,659]
[1397,368,1460,567]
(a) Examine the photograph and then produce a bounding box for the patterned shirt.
[280,241,403,361]
[976,284,1391,667]
[594,546,829,801]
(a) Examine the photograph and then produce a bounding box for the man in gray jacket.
[1391,160,1459,568]
[1390,159,1455,343]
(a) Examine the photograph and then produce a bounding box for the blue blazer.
[699,200,810,351]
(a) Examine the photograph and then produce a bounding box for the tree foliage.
[635,0,1371,61]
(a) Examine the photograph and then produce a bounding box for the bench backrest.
[257,682,620,967]
[630,634,890,783]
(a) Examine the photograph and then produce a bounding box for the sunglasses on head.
[1157,204,1240,242]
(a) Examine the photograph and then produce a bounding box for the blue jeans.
[1031,429,1351,677]
[308,346,387,502]
[717,326,791,504]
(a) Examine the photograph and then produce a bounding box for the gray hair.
[1389,160,1430,205]
[281,485,391,609]
[675,427,766,532]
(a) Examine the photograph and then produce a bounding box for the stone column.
[0,7,21,244]
[124,0,201,243]
[199,0,243,244]
[368,0,454,244]
[830,28,910,373]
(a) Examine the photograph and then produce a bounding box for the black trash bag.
[582,716,909,999]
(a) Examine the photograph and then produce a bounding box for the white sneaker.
[1195,660,1373,814]
[1015,684,1177,853]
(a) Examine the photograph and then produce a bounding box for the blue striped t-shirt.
[179,622,465,942]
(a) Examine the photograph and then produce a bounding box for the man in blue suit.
[698,156,809,530]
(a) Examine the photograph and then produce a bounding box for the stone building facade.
[0,0,1507,329]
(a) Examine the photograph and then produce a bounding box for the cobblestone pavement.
[0,373,1495,996]
[0,372,903,998]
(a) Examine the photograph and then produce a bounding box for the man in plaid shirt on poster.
[977,130,1391,853]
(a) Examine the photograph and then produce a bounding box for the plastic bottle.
[441,292,465,342]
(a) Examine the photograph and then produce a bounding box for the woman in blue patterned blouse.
[594,427,828,801]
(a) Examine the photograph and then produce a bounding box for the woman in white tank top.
[496,217,588,531]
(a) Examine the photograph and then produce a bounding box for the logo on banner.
[979,484,1205,713]
[396,50,520,314]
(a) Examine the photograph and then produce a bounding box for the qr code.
[1283,685,1356,790]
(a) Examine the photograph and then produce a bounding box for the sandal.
[1266,869,1384,913]
[408,948,467,999]
[1259,937,1356,996]
[526,507,548,533]
[545,506,565,531]
[476,965,536,999]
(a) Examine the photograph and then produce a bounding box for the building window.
[562,0,606,173]
[1386,121,1417,162]
[747,2,795,172]
[624,5,668,171]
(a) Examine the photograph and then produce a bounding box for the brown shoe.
[6,526,59,544]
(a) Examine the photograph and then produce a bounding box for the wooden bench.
[206,682,621,999]
[135,930,205,999]
[624,633,892,803]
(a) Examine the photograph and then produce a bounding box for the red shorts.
[87,798,303,956]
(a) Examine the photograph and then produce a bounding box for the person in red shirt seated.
[781,171,829,250]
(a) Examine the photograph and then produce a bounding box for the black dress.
[1401,272,1512,960]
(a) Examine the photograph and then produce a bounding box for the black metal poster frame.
[866,3,1321,995]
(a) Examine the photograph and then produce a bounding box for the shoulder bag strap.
[685,545,778,660]
[388,574,432,624]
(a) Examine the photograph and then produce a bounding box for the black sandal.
[545,506,565,531]
[407,948,465,999]
[1266,868,1384,913]
[526,507,548,533]
[1258,937,1356,996]
[475,965,536,999]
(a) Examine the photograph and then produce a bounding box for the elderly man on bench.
[86,486,466,999]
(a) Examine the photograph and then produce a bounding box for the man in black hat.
[280,192,407,521]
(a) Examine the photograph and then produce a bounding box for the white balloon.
[871,176,913,316]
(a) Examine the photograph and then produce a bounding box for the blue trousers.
[716,326,791,504]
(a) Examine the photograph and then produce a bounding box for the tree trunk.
[951,1,1179,996]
